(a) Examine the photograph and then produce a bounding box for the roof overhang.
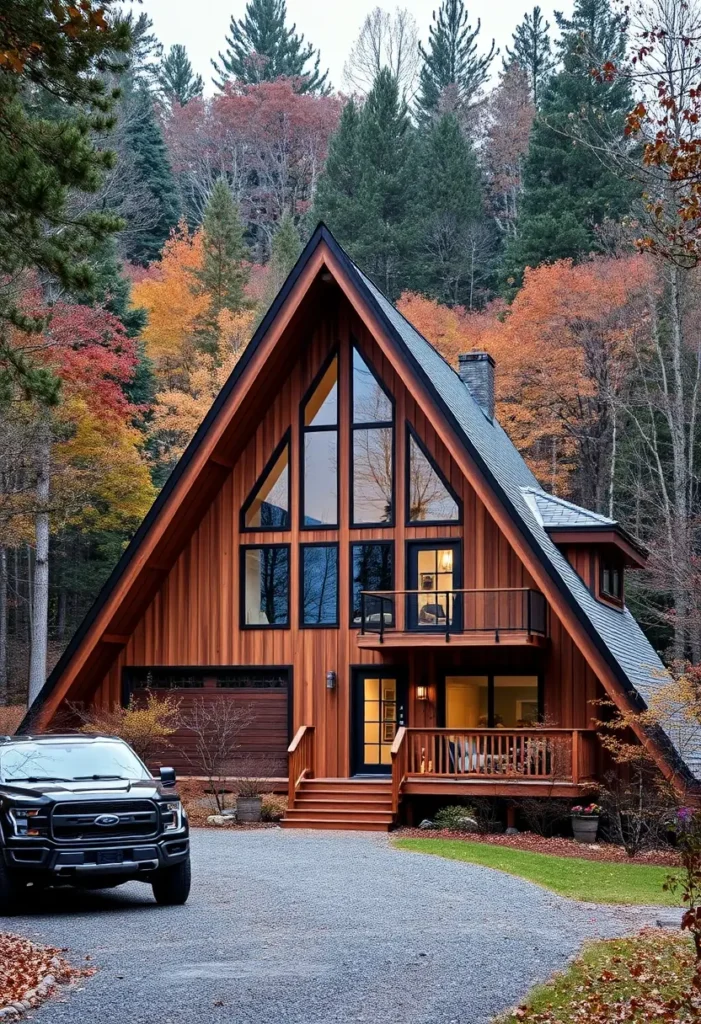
[545,526,648,569]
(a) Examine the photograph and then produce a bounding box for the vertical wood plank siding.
[92,295,604,777]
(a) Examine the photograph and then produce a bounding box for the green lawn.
[393,838,680,905]
[492,931,697,1022]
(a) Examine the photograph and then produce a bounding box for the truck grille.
[51,800,159,841]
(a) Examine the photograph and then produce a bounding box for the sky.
[137,0,574,95]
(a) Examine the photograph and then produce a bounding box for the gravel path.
[0,829,678,1024]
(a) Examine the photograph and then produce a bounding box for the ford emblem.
[94,814,120,827]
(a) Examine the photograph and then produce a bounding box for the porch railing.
[359,588,547,642]
[392,728,597,785]
[287,725,315,806]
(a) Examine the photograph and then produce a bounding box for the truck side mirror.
[159,766,176,788]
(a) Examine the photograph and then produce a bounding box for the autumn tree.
[343,7,421,99]
[484,63,535,240]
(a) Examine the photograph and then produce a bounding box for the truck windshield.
[0,741,151,783]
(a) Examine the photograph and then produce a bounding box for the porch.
[283,725,598,830]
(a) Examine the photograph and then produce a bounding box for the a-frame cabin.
[22,225,700,830]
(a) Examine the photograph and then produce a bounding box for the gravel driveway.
[0,829,676,1024]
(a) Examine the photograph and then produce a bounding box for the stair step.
[281,817,392,832]
[295,796,392,808]
[284,807,394,821]
[300,783,392,795]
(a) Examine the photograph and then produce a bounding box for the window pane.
[304,356,338,426]
[243,443,289,529]
[445,677,489,728]
[302,545,338,625]
[243,547,289,625]
[353,347,392,424]
[303,431,337,525]
[408,434,459,522]
[493,676,539,727]
[352,544,393,622]
[353,427,392,524]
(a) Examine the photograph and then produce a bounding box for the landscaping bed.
[177,778,286,827]
[495,929,699,1023]
[394,838,680,904]
[395,828,679,867]
[0,933,93,1019]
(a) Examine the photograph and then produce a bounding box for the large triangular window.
[302,352,338,527]
[352,345,394,526]
[407,426,461,524]
[241,431,290,530]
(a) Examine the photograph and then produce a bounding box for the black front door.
[406,540,462,631]
[352,668,407,775]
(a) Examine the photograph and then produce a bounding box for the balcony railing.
[359,588,547,643]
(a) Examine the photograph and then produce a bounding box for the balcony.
[356,588,548,649]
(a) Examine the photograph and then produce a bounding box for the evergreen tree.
[159,44,204,106]
[503,0,635,287]
[503,6,554,106]
[266,210,302,301]
[211,0,329,94]
[117,11,163,90]
[120,85,181,265]
[195,179,251,352]
[413,113,491,306]
[416,0,496,121]
[315,70,418,299]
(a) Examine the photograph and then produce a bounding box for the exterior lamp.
[326,670,337,691]
[416,685,428,701]
[441,549,453,572]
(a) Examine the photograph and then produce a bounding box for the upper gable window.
[241,433,290,530]
[302,353,338,527]
[407,427,460,524]
[600,555,624,604]
[352,346,394,526]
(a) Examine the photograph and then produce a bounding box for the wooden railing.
[391,726,408,815]
[401,728,597,783]
[287,725,315,806]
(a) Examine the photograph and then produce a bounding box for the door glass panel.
[415,547,455,627]
[445,676,489,728]
[363,677,398,767]
[493,676,539,727]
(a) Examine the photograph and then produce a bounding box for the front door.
[406,541,462,631]
[352,668,407,775]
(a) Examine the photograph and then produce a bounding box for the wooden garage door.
[125,667,290,777]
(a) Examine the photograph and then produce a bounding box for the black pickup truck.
[0,734,190,914]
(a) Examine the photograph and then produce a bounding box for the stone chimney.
[458,352,495,421]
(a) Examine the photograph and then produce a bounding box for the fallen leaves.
[0,933,94,1011]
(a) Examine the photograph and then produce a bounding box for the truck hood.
[0,778,166,802]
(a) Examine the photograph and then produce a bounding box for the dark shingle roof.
[523,489,617,529]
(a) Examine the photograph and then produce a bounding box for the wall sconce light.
[326,670,337,691]
[441,549,453,573]
[416,684,428,701]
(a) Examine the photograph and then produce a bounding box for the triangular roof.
[21,225,700,787]
[522,488,616,529]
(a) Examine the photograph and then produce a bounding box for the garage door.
[125,666,290,777]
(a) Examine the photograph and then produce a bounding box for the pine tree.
[503,0,635,287]
[159,44,204,106]
[117,11,163,90]
[195,179,251,352]
[121,85,181,265]
[503,6,554,106]
[211,0,328,94]
[416,0,496,120]
[316,70,418,299]
[266,210,302,300]
[413,113,490,306]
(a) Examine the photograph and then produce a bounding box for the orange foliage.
[398,256,657,496]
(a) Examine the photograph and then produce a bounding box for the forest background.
[2,0,700,706]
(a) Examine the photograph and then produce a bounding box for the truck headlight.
[8,807,48,837]
[160,800,182,831]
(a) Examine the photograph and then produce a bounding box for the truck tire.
[151,857,191,906]
[0,859,20,916]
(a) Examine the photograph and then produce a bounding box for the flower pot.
[571,814,599,844]
[236,796,262,823]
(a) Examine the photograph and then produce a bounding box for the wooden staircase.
[281,778,394,831]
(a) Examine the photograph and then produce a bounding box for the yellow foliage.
[76,690,182,763]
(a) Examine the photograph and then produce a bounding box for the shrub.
[261,794,287,822]
[514,797,572,837]
[72,690,181,763]
[599,768,676,856]
[434,804,480,832]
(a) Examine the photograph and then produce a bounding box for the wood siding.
[88,289,604,778]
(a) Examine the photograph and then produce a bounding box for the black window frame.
[299,541,340,628]
[240,429,292,533]
[349,540,394,627]
[239,542,291,630]
[599,554,624,605]
[405,422,462,526]
[350,341,395,529]
[300,349,339,530]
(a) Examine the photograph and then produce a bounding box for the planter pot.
[571,815,599,844]
[236,796,262,823]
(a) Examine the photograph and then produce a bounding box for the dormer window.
[600,556,623,604]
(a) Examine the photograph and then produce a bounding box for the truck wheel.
[0,859,20,916]
[151,857,191,906]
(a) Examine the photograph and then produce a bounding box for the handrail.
[287,724,315,807]
[391,726,407,816]
[361,587,538,596]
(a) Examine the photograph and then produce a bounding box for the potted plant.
[236,778,263,823]
[570,803,601,843]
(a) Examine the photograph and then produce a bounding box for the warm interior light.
[440,550,453,572]
[416,685,428,701]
